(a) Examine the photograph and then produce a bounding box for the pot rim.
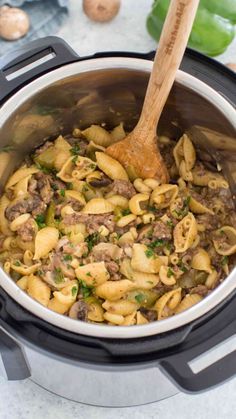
[0,57,235,339]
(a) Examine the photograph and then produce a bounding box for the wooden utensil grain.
[106,0,200,183]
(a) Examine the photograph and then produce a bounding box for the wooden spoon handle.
[136,0,200,136]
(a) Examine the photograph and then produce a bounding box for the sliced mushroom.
[69,301,88,321]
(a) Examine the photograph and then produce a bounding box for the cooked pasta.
[0,127,235,326]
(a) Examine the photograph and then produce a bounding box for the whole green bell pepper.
[147,0,236,56]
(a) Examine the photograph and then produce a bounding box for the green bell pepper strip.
[146,0,235,56]
[45,201,56,227]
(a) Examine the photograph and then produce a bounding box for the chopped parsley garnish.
[35,214,46,229]
[148,239,165,249]
[86,272,92,277]
[178,260,188,272]
[64,254,72,261]
[37,269,43,276]
[71,285,78,297]
[85,232,100,253]
[80,280,94,298]
[221,256,229,266]
[72,155,78,164]
[167,267,174,277]
[70,144,81,156]
[60,189,65,197]
[166,220,174,227]
[174,196,191,217]
[89,163,96,169]
[147,205,157,213]
[165,242,172,251]
[54,267,64,284]
[135,293,146,304]
[35,162,56,175]
[82,183,90,193]
[145,248,155,258]
[51,183,58,191]
[0,145,15,152]
[121,208,131,216]
[184,196,191,207]
[14,260,21,266]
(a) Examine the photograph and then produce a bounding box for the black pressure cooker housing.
[0,37,236,394]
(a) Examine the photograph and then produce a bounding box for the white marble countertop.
[0,1,236,418]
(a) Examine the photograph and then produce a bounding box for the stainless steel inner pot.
[0,57,235,339]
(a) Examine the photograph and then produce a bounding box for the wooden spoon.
[106,0,200,183]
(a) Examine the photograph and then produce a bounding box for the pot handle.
[0,36,78,103]
[160,297,236,392]
[0,327,30,381]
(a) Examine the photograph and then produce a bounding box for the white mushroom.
[0,6,30,41]
[83,0,120,22]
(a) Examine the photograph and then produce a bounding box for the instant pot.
[0,37,235,407]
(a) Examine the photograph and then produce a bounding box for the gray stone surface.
[0,0,236,418]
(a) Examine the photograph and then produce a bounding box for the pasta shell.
[65,190,86,206]
[191,249,212,273]
[110,123,126,142]
[48,298,72,315]
[34,227,59,259]
[10,213,31,232]
[213,226,236,256]
[75,262,109,286]
[53,280,78,305]
[106,194,129,209]
[132,271,160,289]
[87,300,104,322]
[102,300,139,316]
[0,194,13,235]
[55,135,71,151]
[131,243,163,274]
[11,261,41,275]
[95,152,128,181]
[173,134,196,172]
[174,212,198,253]
[0,152,11,181]
[189,196,214,215]
[151,184,178,209]
[82,125,112,147]
[95,280,135,301]
[136,311,149,325]
[57,156,75,182]
[182,134,196,171]
[83,198,114,214]
[103,312,124,325]
[16,276,28,291]
[72,156,97,180]
[6,166,39,188]
[129,193,149,215]
[175,294,202,314]
[27,274,51,307]
[14,175,31,197]
[192,165,224,187]
[122,311,137,326]
[154,288,182,320]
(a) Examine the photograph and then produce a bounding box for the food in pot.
[0,126,235,326]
